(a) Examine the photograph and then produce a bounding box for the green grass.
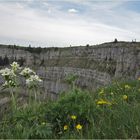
[0,79,140,139]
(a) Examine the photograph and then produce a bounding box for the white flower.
[20,67,35,77]
[26,75,42,85]
[2,81,8,87]
[0,68,16,77]
[31,75,42,82]
[10,61,21,71]
[26,78,33,85]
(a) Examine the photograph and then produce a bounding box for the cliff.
[0,41,140,98]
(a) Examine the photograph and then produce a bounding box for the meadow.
[0,62,140,139]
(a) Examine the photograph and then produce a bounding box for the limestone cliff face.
[0,42,140,96]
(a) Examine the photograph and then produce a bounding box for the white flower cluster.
[0,68,16,77]
[0,65,17,87]
[20,67,42,88]
[0,61,42,89]
[10,61,21,71]
[26,75,42,85]
[20,66,42,88]
[0,61,21,78]
[20,67,35,78]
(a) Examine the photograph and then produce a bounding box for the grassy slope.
[1,79,140,139]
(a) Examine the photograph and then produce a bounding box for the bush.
[45,88,95,138]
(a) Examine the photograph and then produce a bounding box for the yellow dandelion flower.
[64,125,68,130]
[76,124,82,130]
[138,77,140,81]
[97,99,112,105]
[71,115,77,120]
[123,95,128,100]
[124,85,131,89]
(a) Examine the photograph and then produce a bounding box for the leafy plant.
[65,74,78,90]
[0,62,42,110]
[45,88,95,138]
[0,103,52,139]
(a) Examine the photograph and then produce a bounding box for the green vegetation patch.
[0,62,140,139]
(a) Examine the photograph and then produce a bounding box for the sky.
[0,0,140,47]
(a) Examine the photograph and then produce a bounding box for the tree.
[114,38,118,43]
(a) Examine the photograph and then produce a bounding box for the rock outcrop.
[0,41,140,98]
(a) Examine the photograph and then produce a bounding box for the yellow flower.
[76,124,82,130]
[124,85,131,89]
[64,125,68,130]
[97,99,112,105]
[123,95,128,100]
[138,77,140,81]
[71,115,77,120]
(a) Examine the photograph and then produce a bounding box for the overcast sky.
[0,0,140,47]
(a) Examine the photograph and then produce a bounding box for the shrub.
[45,88,95,138]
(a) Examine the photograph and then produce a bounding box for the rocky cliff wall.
[0,42,140,97]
